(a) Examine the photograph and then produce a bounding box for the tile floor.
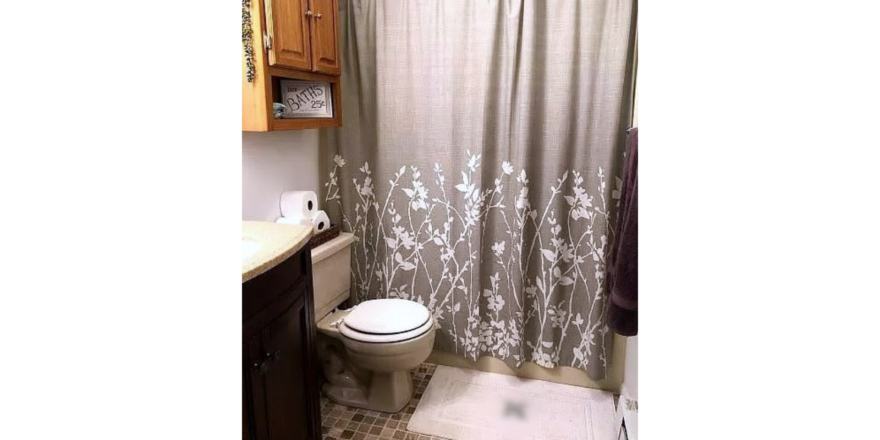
[319,363,449,440]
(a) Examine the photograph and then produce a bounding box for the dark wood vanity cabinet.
[243,246,321,440]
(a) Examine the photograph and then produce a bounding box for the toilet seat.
[339,298,433,343]
[339,319,433,343]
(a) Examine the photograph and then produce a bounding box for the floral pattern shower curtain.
[321,0,636,380]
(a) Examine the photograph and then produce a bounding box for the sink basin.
[242,239,262,261]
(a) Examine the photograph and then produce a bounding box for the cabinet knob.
[253,361,269,374]
[315,13,322,18]
[305,10,313,17]
[269,350,282,362]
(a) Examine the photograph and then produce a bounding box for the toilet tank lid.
[311,232,355,264]
[343,298,431,335]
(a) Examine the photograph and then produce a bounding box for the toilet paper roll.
[280,190,318,218]
[275,215,310,226]
[310,210,331,234]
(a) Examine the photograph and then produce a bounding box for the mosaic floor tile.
[320,363,449,440]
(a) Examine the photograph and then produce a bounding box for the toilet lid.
[343,298,431,335]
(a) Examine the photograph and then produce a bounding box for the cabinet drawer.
[243,248,309,323]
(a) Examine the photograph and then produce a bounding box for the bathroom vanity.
[243,222,320,440]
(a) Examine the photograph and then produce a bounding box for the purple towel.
[607,128,638,336]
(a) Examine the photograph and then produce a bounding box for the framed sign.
[279,80,333,118]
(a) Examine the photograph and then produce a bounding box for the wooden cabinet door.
[260,294,314,440]
[308,0,341,75]
[243,336,268,440]
[265,0,312,71]
[241,344,256,440]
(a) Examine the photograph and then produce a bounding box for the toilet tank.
[311,232,355,321]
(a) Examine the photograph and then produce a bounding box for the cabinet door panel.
[266,0,312,71]
[244,336,268,440]
[241,344,256,440]
[261,295,310,440]
[308,0,340,75]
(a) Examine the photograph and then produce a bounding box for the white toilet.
[310,233,436,413]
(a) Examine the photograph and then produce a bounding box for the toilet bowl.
[309,233,436,413]
[317,300,435,413]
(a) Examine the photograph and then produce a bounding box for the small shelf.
[241,67,342,132]
[267,69,341,131]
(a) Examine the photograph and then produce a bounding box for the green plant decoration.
[242,0,256,83]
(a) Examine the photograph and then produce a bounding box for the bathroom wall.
[622,336,637,399]
[242,130,320,221]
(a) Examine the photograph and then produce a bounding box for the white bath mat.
[408,365,616,440]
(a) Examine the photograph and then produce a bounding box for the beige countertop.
[242,221,312,283]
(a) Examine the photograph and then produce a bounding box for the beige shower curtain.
[320,0,636,379]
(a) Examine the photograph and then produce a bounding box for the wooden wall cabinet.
[243,0,342,131]
[265,0,340,76]
[243,247,321,440]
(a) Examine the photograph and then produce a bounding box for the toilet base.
[319,333,416,413]
[323,370,413,413]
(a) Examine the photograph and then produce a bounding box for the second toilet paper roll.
[277,210,330,234]
[280,190,317,217]
[311,210,330,233]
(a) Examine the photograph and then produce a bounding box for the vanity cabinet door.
[240,344,256,440]
[260,291,319,440]
[242,247,320,440]
[243,335,268,440]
